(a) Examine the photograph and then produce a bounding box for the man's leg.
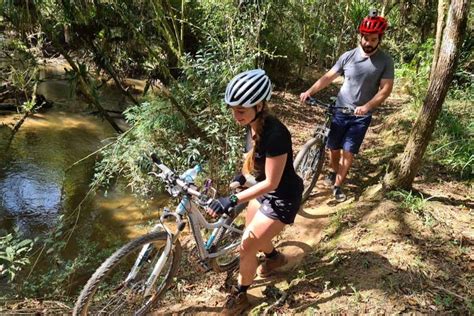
[326,113,346,186]
[335,150,354,187]
[333,115,372,202]
[332,150,353,202]
[329,149,341,173]
[325,149,340,186]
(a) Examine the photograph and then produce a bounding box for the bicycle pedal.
[197,260,212,273]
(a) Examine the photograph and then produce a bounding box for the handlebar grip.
[305,97,331,109]
[150,153,161,164]
[305,97,318,106]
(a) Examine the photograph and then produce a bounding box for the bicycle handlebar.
[305,97,354,115]
[150,154,210,207]
[150,154,243,218]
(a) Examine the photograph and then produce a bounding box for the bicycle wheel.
[209,203,246,272]
[73,231,182,316]
[294,136,326,202]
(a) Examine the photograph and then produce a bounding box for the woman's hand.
[229,174,246,190]
[206,196,236,217]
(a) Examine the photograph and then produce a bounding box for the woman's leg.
[238,211,286,286]
[245,199,260,226]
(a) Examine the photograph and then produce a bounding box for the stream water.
[0,64,164,290]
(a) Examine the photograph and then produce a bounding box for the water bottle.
[180,164,202,184]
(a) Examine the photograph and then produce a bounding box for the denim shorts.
[326,113,372,154]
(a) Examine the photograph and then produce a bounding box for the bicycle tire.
[209,203,246,272]
[73,231,182,316]
[294,136,326,202]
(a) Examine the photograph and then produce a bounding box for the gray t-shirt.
[330,47,394,113]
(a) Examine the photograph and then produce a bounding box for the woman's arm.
[234,153,287,204]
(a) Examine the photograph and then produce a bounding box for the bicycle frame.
[175,198,243,260]
[307,97,354,148]
[126,166,244,296]
[294,97,357,202]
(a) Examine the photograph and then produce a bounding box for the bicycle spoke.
[294,137,326,202]
[74,232,181,316]
[209,211,244,272]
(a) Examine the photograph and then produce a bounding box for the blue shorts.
[326,113,372,154]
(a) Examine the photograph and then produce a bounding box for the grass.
[386,190,436,226]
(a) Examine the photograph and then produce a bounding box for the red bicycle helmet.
[359,9,388,35]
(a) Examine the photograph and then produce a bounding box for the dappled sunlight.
[25,112,114,136]
[95,193,164,240]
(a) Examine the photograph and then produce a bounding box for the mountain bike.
[293,97,354,202]
[73,154,245,315]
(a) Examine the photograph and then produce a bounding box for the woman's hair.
[242,102,269,174]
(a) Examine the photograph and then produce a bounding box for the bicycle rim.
[209,205,245,272]
[74,231,181,316]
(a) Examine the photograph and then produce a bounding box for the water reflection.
[0,66,161,241]
[0,164,61,233]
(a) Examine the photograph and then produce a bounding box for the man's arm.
[300,69,340,102]
[354,78,394,115]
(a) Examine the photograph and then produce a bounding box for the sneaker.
[222,289,250,315]
[324,171,337,186]
[257,251,288,277]
[333,186,347,202]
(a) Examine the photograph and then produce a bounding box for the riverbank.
[0,84,472,314]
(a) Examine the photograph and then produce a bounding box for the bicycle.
[73,154,245,315]
[293,97,354,202]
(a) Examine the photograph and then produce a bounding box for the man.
[300,9,394,202]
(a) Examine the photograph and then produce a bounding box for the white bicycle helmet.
[225,69,272,107]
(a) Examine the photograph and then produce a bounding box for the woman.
[207,69,304,314]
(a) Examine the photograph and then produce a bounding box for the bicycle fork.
[125,210,185,297]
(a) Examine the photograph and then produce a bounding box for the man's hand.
[354,105,370,116]
[299,91,312,103]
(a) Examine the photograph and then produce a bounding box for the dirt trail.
[153,90,384,314]
[153,89,473,315]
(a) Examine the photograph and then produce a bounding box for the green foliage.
[0,37,40,108]
[21,238,116,298]
[264,0,374,76]
[92,49,247,196]
[387,190,429,214]
[92,2,265,196]
[0,231,34,282]
[395,39,434,110]
[387,190,435,226]
[434,293,455,310]
[427,101,474,178]
[449,8,473,101]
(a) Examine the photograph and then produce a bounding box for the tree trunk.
[335,0,351,60]
[383,0,470,190]
[381,0,399,17]
[430,0,449,80]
